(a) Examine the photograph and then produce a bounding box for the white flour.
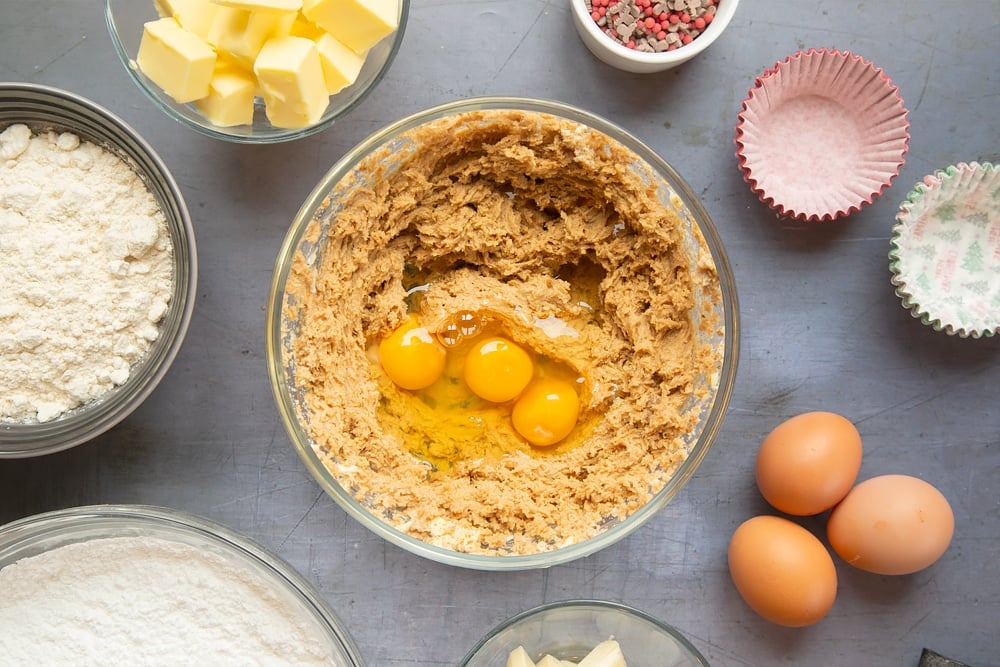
[0,123,173,422]
[0,536,338,666]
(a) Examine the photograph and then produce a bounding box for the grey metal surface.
[1,1,997,665]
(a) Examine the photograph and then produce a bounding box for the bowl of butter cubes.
[461,600,709,667]
[106,0,409,143]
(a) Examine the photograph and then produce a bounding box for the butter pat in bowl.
[107,0,409,143]
[461,600,708,666]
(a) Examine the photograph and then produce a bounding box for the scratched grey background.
[1,1,998,665]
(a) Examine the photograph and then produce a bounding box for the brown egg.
[728,515,838,627]
[827,474,954,575]
[756,411,863,515]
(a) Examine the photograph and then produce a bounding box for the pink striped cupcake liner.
[735,49,910,222]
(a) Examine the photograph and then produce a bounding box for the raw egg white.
[827,474,954,575]
[756,411,863,516]
[374,312,588,466]
[728,515,838,627]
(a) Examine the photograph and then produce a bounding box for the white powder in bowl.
[0,536,339,665]
[0,123,174,423]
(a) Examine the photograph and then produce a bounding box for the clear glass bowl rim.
[0,504,364,666]
[265,95,741,571]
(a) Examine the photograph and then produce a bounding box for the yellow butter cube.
[212,8,294,64]
[301,0,398,54]
[136,18,217,104]
[195,63,257,126]
[210,0,303,11]
[267,9,298,38]
[158,0,225,44]
[253,35,329,128]
[156,0,195,16]
[314,33,365,95]
[288,16,324,40]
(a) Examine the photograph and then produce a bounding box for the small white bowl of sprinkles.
[570,0,739,73]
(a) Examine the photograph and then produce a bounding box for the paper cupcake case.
[889,162,1000,338]
[735,48,910,222]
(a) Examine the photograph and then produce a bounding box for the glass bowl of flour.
[0,504,364,665]
[0,83,196,457]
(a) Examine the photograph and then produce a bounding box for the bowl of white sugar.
[0,83,196,458]
[0,504,364,665]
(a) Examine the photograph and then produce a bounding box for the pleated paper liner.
[889,162,999,338]
[735,49,910,222]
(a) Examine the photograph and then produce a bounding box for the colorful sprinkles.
[585,0,719,52]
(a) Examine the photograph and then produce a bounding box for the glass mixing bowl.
[0,505,364,665]
[0,83,197,458]
[266,97,740,570]
[461,599,709,666]
[105,0,409,143]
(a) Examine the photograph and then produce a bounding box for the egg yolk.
[511,378,580,447]
[378,315,446,390]
[463,336,534,403]
[375,308,592,468]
